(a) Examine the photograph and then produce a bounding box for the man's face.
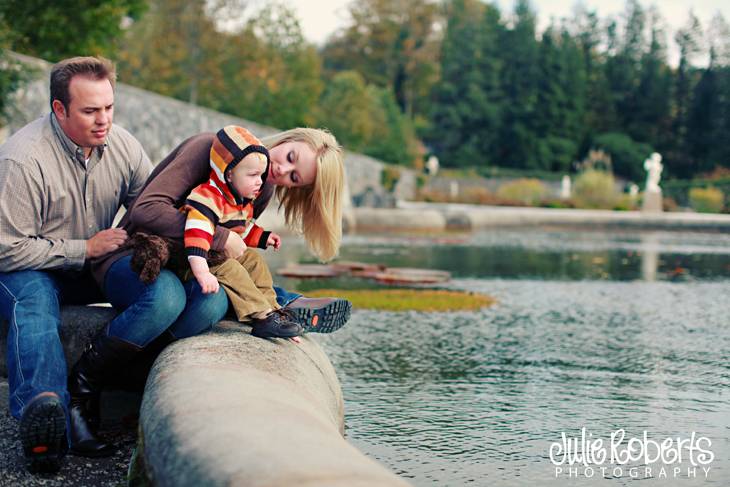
[53,75,114,150]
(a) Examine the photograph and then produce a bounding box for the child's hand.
[267,232,282,250]
[197,271,220,294]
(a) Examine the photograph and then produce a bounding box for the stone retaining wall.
[2,53,417,206]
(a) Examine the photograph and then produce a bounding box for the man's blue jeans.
[0,256,228,419]
[0,269,106,419]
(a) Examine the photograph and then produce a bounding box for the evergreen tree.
[631,7,672,146]
[533,26,582,171]
[573,7,616,138]
[496,0,539,169]
[668,10,703,177]
[604,0,646,135]
[688,14,730,173]
[428,0,502,168]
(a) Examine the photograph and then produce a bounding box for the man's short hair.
[49,56,117,111]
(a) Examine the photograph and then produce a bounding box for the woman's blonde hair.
[261,128,345,262]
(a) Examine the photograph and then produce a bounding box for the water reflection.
[641,232,660,282]
[266,229,730,486]
[268,228,730,283]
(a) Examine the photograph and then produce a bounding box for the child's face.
[228,153,267,199]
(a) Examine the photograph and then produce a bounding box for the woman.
[67,127,351,457]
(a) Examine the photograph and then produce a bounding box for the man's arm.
[0,159,86,271]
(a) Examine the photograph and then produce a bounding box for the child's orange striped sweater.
[184,126,270,259]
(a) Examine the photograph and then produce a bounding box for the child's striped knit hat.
[210,125,270,202]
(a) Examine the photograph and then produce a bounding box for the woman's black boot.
[67,326,142,457]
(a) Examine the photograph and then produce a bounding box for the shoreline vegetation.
[305,289,495,312]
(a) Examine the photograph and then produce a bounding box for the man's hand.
[224,231,246,259]
[267,232,282,250]
[86,228,128,258]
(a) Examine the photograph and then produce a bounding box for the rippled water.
[270,228,730,486]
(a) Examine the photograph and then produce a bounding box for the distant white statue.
[642,152,663,213]
[560,175,571,199]
[426,155,440,176]
[644,152,663,193]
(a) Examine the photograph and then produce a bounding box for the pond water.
[268,228,730,486]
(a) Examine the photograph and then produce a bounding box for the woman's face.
[267,141,317,188]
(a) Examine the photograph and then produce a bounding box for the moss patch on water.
[304,289,495,312]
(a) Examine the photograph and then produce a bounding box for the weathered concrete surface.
[351,207,447,232]
[136,322,410,487]
[0,305,114,378]
[387,201,730,232]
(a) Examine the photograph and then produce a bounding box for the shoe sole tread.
[20,398,66,473]
[291,300,352,333]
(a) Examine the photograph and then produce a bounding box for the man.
[0,55,352,474]
[0,56,168,472]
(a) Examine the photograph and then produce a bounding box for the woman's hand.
[267,232,282,250]
[224,231,246,259]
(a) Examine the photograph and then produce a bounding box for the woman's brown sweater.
[90,133,276,286]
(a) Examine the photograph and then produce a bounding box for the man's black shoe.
[19,392,67,473]
[284,297,352,333]
[250,309,303,338]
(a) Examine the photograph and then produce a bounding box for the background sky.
[286,0,730,65]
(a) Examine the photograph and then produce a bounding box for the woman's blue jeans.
[103,256,228,345]
[0,255,298,420]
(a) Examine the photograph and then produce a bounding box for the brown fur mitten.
[129,232,172,284]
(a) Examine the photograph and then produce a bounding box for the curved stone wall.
[135,322,411,487]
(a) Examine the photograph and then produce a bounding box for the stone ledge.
[2,308,409,486]
[134,322,410,487]
[0,305,114,378]
[356,202,730,232]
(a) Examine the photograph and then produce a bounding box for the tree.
[593,132,653,182]
[667,10,703,177]
[364,86,420,165]
[604,0,647,135]
[0,0,146,61]
[316,71,376,150]
[428,0,502,168]
[532,25,584,171]
[321,0,440,119]
[230,2,323,128]
[496,0,539,169]
[571,6,617,137]
[118,0,321,128]
[117,0,225,107]
[630,7,672,146]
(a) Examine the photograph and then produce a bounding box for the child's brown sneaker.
[250,309,303,338]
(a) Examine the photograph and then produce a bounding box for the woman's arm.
[128,133,230,251]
